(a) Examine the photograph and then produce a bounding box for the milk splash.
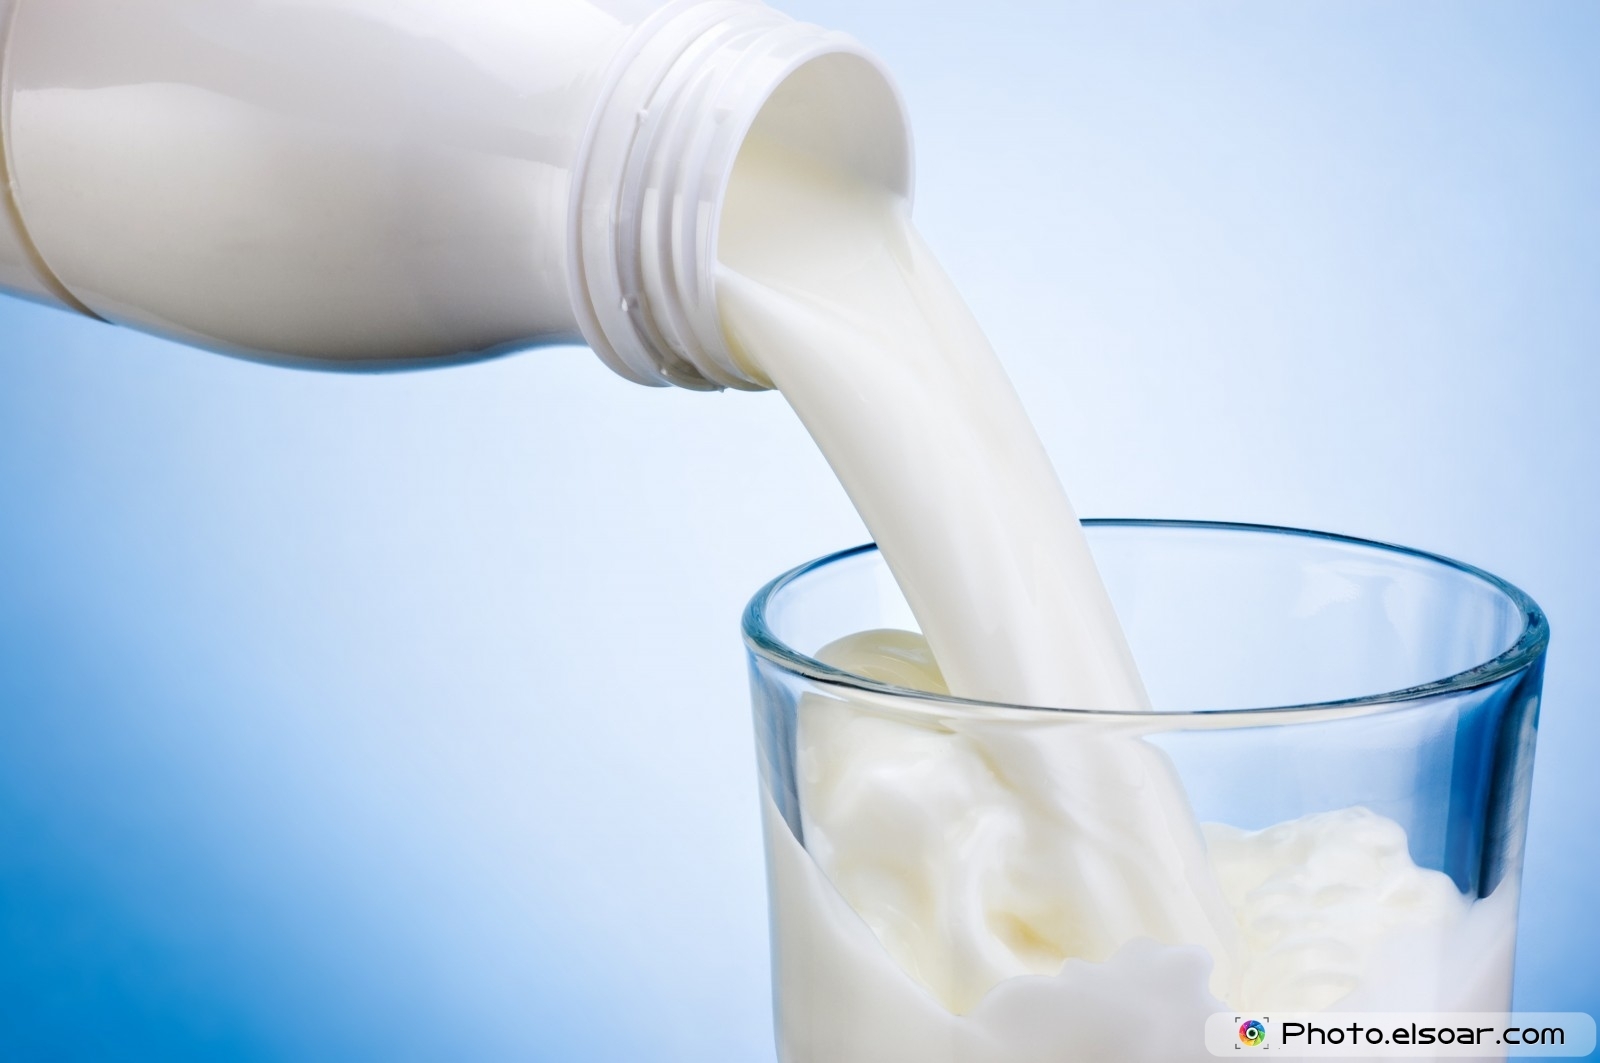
[716,133,1513,1060]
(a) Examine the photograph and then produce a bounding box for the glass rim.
[741,519,1549,721]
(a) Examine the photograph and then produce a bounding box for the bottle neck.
[570,0,911,391]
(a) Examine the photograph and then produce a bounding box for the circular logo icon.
[1239,1019,1267,1047]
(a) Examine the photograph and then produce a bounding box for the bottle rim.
[568,1,912,391]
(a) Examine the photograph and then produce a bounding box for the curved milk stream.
[719,137,1243,990]
[715,133,1516,1059]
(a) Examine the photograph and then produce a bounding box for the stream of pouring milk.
[716,136,1514,1061]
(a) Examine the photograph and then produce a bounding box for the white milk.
[717,139,1511,1058]
[720,135,1246,978]
[765,631,1515,1061]
[765,792,1517,1063]
[720,138,1145,713]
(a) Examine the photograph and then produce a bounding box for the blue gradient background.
[0,2,1595,1058]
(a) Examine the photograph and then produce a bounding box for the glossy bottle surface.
[0,0,657,367]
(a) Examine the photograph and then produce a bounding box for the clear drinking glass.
[744,521,1548,1063]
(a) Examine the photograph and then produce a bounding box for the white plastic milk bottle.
[0,0,908,386]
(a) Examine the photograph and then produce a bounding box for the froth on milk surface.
[716,136,1514,1059]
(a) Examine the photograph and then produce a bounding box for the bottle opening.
[570,4,912,391]
[738,50,912,210]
